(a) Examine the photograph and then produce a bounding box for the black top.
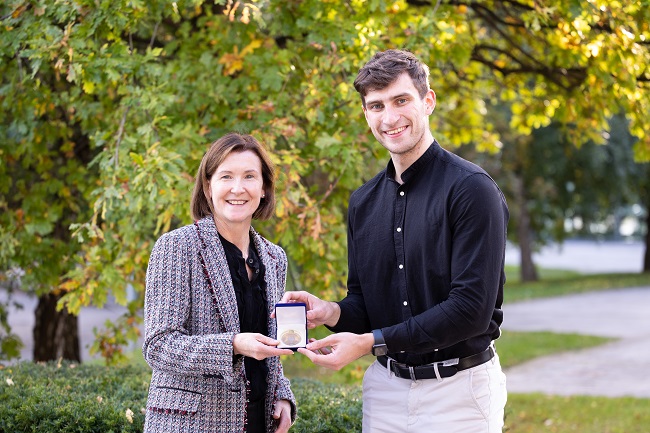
[331,140,509,366]
[220,233,268,405]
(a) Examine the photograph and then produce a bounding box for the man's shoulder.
[435,145,488,177]
[349,169,386,205]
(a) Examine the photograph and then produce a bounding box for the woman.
[143,133,296,433]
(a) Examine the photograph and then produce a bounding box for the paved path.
[501,286,650,398]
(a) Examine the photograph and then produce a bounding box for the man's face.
[362,72,436,162]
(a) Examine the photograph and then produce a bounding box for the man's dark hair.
[353,49,430,107]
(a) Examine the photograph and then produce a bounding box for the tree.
[1,0,649,361]
[467,112,644,281]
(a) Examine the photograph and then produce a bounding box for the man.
[281,49,508,432]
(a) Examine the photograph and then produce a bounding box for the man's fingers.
[296,347,315,360]
[305,336,332,351]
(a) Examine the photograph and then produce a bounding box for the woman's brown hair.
[190,133,276,221]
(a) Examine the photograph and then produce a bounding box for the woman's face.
[208,150,265,229]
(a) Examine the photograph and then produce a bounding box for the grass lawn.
[505,393,650,433]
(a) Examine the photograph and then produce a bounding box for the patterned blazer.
[142,216,296,433]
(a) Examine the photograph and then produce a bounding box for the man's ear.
[424,89,436,115]
[425,89,436,115]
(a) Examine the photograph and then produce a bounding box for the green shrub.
[0,361,149,432]
[291,378,362,432]
[0,362,361,432]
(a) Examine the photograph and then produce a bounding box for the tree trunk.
[514,175,538,282]
[643,206,650,272]
[33,292,80,362]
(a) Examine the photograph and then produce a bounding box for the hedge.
[0,361,361,432]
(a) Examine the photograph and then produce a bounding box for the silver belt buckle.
[408,365,417,381]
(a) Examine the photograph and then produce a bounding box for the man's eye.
[370,104,382,110]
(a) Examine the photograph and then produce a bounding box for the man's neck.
[391,135,434,184]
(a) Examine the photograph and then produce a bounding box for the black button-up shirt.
[332,141,509,365]
[219,234,268,404]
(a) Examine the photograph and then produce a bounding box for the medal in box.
[274,302,307,350]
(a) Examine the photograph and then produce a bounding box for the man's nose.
[382,106,400,125]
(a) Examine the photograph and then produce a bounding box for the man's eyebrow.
[366,92,413,106]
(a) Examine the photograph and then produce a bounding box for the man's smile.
[385,126,407,136]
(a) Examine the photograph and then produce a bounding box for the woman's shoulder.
[153,222,197,249]
[251,229,286,262]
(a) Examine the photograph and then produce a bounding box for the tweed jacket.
[142,216,296,433]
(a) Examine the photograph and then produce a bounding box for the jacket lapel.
[251,228,281,313]
[194,217,240,333]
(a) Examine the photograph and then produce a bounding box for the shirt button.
[396,227,402,232]
[399,191,405,196]
[398,264,404,269]
[248,258,253,264]
[403,301,408,306]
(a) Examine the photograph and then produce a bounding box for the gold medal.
[281,330,302,346]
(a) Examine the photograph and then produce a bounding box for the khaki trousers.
[362,352,507,433]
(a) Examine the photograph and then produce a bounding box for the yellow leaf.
[241,39,263,56]
[83,81,95,94]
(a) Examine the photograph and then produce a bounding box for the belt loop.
[408,365,417,382]
[433,363,443,383]
[386,358,394,379]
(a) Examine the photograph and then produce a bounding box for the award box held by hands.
[274,302,307,350]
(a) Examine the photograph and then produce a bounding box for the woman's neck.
[215,219,251,257]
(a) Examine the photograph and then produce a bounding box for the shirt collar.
[385,139,439,184]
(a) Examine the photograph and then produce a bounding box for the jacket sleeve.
[142,230,243,384]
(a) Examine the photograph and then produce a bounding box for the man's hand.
[232,333,294,360]
[274,291,341,328]
[297,332,374,371]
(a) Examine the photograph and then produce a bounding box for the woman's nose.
[230,179,244,193]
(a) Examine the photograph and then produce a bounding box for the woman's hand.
[273,399,293,433]
[232,333,294,360]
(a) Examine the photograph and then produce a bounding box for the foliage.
[464,113,646,277]
[0,361,363,433]
[0,361,148,432]
[1,0,649,360]
[291,378,363,432]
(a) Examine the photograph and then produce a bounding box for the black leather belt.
[377,346,495,380]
